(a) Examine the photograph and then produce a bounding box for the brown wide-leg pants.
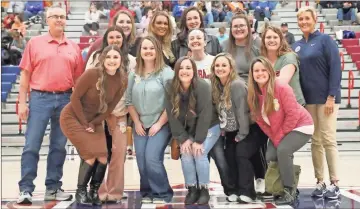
[98,115,127,201]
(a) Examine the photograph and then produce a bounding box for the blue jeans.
[181,124,220,186]
[254,8,271,20]
[133,124,173,202]
[18,91,70,192]
[212,9,226,22]
[337,8,356,22]
[204,12,214,27]
[23,10,44,21]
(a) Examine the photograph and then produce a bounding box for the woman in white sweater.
[84,3,104,36]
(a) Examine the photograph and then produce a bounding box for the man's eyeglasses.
[48,15,66,20]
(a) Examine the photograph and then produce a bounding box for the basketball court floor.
[1,152,360,209]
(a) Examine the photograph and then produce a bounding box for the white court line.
[340,189,360,203]
[141,203,157,209]
[53,200,74,209]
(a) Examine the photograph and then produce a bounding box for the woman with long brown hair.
[261,25,305,105]
[60,45,128,206]
[210,53,268,203]
[165,56,220,205]
[247,56,313,205]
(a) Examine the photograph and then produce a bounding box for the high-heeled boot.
[75,161,93,205]
[89,162,107,206]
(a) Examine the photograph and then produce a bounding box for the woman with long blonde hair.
[247,56,313,205]
[210,53,267,203]
[125,36,174,204]
[165,56,220,205]
[60,45,128,206]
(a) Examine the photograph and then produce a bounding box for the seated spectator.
[248,13,258,34]
[84,2,103,36]
[212,1,225,22]
[193,0,214,27]
[8,1,25,14]
[172,0,193,22]
[3,9,15,29]
[224,1,247,23]
[281,23,295,45]
[11,14,26,37]
[23,1,44,21]
[337,1,357,25]
[1,22,10,38]
[10,30,26,54]
[319,1,338,10]
[127,1,142,23]
[140,7,153,36]
[217,26,228,44]
[250,0,273,21]
[109,1,135,26]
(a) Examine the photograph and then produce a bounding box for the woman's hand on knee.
[180,139,193,154]
[192,142,204,157]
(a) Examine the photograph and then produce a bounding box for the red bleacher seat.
[351,53,360,62]
[80,36,100,43]
[342,39,359,48]
[356,61,360,70]
[78,43,90,50]
[346,46,360,55]
[356,32,360,39]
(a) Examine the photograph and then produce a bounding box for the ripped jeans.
[180,124,220,186]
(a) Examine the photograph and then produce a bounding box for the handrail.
[340,52,345,71]
[358,91,360,130]
[320,22,325,33]
[347,70,354,108]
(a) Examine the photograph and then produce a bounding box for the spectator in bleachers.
[109,1,135,26]
[337,1,357,25]
[8,1,25,14]
[222,13,268,194]
[217,26,229,44]
[319,1,338,10]
[280,22,295,45]
[16,6,83,205]
[261,26,305,105]
[193,0,214,27]
[1,21,9,38]
[171,7,222,60]
[3,9,15,29]
[212,1,226,22]
[224,1,247,23]
[139,7,153,36]
[147,11,176,68]
[357,2,360,24]
[293,6,341,200]
[83,2,102,36]
[247,56,314,205]
[249,0,272,21]
[11,14,26,37]
[23,1,44,22]
[10,30,26,54]
[127,1,142,23]
[248,13,259,34]
[172,0,193,22]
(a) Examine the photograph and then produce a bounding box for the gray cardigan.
[165,78,219,144]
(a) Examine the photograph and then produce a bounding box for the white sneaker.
[17,191,32,204]
[238,195,254,203]
[226,194,238,202]
[122,192,128,199]
[255,178,265,194]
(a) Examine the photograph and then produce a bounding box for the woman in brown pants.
[60,45,128,206]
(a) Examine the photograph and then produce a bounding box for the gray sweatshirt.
[165,78,219,144]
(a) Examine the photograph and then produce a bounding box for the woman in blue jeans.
[125,36,174,204]
[165,56,220,205]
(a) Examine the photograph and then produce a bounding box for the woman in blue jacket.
[293,6,341,200]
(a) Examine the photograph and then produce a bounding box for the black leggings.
[83,22,100,33]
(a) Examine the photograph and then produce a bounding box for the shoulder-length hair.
[227,13,254,59]
[96,45,128,113]
[247,56,276,118]
[135,36,165,77]
[169,56,198,118]
[210,53,238,112]
[112,10,136,45]
[91,26,129,71]
[260,25,294,57]
[148,10,174,51]
[177,6,205,43]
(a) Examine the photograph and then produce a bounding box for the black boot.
[89,162,107,206]
[184,186,199,205]
[88,160,98,203]
[197,186,210,205]
[275,187,294,205]
[75,161,93,205]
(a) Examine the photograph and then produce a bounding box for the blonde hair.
[297,6,317,21]
[148,11,174,52]
[135,36,165,77]
[210,53,238,112]
[247,56,276,118]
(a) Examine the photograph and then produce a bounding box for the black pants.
[224,124,268,199]
[83,22,100,33]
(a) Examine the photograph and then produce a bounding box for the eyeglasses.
[232,24,247,30]
[48,15,66,20]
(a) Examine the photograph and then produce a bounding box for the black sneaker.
[17,191,32,204]
[312,182,327,198]
[324,184,340,200]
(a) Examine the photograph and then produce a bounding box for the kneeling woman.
[210,53,268,203]
[247,57,314,205]
[60,45,128,205]
[165,57,221,205]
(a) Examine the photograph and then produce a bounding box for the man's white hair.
[46,6,66,18]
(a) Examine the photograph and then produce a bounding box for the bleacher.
[1,1,360,155]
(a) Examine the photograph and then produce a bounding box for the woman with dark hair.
[11,14,26,36]
[60,45,128,206]
[247,56,313,205]
[171,6,222,60]
[126,36,174,204]
[165,56,220,205]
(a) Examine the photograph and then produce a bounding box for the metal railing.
[347,70,354,108]
[340,52,345,71]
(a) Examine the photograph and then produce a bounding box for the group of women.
[59,5,341,207]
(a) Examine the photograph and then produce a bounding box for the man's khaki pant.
[306,104,340,182]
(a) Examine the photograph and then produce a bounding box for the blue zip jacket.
[25,1,44,14]
[292,30,341,104]
[172,1,193,18]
